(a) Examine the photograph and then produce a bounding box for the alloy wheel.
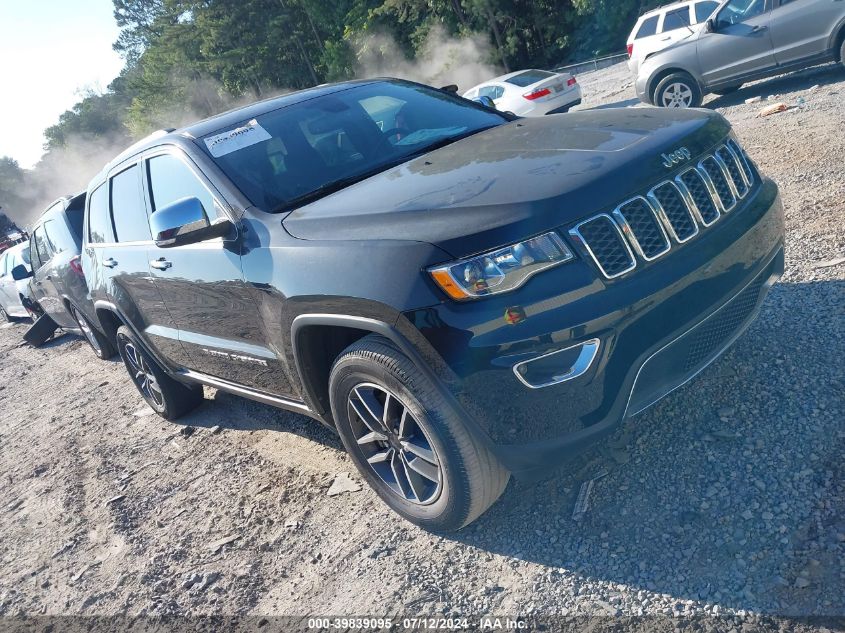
[71,305,101,353]
[662,82,693,108]
[123,341,164,408]
[347,383,443,505]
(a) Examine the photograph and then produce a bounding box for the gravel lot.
[1,61,843,628]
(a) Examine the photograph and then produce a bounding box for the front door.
[142,149,295,396]
[698,0,775,86]
[770,0,845,65]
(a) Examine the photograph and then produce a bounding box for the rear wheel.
[70,304,116,360]
[654,72,702,108]
[840,38,845,70]
[116,325,203,420]
[329,335,509,531]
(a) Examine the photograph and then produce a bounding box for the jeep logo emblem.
[661,147,692,169]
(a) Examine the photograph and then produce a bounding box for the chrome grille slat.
[569,215,636,279]
[700,156,737,212]
[612,197,670,261]
[572,139,757,280]
[649,181,699,243]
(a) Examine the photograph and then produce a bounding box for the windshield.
[198,81,507,211]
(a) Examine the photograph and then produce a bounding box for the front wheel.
[654,73,703,108]
[329,335,509,532]
[116,326,203,420]
[70,304,116,360]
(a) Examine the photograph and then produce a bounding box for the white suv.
[627,0,721,75]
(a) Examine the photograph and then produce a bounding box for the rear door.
[31,223,65,320]
[142,148,294,395]
[89,164,190,367]
[697,0,775,86]
[770,0,845,65]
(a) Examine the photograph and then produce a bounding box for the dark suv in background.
[82,79,784,530]
[16,193,115,358]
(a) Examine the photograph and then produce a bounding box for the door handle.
[751,25,769,33]
[150,258,173,271]
[103,257,119,269]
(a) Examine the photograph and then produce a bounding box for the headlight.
[429,232,574,301]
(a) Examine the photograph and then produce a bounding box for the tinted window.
[505,70,555,87]
[201,81,505,212]
[65,195,86,240]
[636,16,660,38]
[43,219,75,254]
[148,154,217,217]
[694,1,720,21]
[663,7,692,31]
[110,166,151,242]
[33,226,53,265]
[88,183,114,243]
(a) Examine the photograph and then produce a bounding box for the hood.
[282,108,731,258]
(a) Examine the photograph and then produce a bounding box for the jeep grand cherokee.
[81,79,784,530]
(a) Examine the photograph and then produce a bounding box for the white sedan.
[463,69,582,117]
[0,242,34,321]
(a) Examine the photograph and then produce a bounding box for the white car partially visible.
[627,0,721,75]
[463,69,583,117]
[0,242,34,321]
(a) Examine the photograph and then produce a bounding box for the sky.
[0,0,125,168]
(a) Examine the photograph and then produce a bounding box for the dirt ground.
[1,62,843,629]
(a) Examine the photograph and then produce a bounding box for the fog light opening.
[513,339,601,389]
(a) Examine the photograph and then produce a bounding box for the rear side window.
[147,154,217,218]
[29,237,41,271]
[43,219,75,254]
[505,70,555,87]
[88,183,114,244]
[694,1,720,21]
[635,15,659,39]
[33,226,53,265]
[663,7,692,31]
[110,166,151,243]
[478,85,505,100]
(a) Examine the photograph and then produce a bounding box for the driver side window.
[147,153,218,219]
[716,0,767,28]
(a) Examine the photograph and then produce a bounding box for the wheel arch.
[93,302,125,347]
[648,67,700,105]
[834,19,845,61]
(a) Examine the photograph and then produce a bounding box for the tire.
[840,38,845,70]
[70,303,116,360]
[329,335,509,531]
[115,325,203,420]
[654,72,703,108]
[713,85,742,96]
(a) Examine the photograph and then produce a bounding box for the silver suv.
[636,0,845,108]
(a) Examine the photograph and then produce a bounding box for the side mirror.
[473,96,497,110]
[11,264,32,281]
[705,18,715,33]
[150,197,233,248]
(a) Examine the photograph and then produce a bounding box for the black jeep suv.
[82,79,784,530]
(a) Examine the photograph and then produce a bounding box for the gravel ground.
[0,61,843,629]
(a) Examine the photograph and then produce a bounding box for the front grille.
[613,198,670,260]
[570,215,635,278]
[701,156,737,212]
[650,182,698,242]
[572,139,756,279]
[678,169,720,226]
[683,278,764,372]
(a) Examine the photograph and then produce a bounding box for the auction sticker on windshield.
[204,119,272,158]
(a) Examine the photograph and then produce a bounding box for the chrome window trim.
[675,167,721,228]
[512,338,601,390]
[715,145,748,198]
[612,196,671,262]
[699,156,737,213]
[569,214,636,280]
[647,181,700,244]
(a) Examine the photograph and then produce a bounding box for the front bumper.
[405,178,785,477]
